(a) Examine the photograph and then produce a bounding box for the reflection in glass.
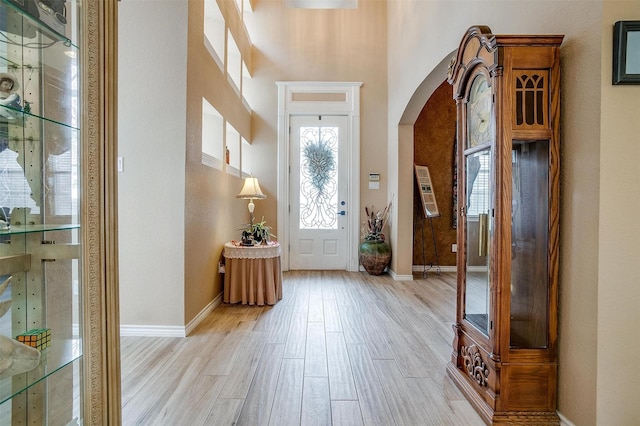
[510,140,549,348]
[626,32,640,74]
[464,149,492,336]
[0,143,39,215]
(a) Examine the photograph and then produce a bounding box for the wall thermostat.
[368,173,380,189]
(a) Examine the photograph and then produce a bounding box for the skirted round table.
[223,241,283,306]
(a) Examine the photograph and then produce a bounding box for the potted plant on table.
[359,202,392,275]
[240,217,275,246]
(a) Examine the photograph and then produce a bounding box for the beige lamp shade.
[237,177,267,200]
[237,177,266,218]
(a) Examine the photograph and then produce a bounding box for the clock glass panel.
[467,74,494,149]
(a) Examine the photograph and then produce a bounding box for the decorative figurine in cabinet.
[446,26,563,424]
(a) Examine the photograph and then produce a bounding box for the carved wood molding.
[82,0,121,424]
[447,25,496,97]
[492,411,560,425]
[461,344,489,387]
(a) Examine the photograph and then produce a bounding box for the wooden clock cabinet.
[446,26,563,425]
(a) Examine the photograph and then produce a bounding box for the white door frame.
[276,81,362,272]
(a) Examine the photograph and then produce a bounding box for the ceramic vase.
[359,240,391,275]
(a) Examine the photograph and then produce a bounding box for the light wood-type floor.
[120,270,484,425]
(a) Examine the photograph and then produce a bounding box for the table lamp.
[236,176,266,224]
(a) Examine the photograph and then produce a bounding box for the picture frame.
[613,20,640,85]
[414,164,440,218]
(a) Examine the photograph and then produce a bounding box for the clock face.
[467,74,494,148]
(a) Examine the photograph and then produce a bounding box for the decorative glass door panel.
[464,149,492,336]
[299,125,338,230]
[510,139,549,348]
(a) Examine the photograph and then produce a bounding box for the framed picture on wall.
[414,164,440,218]
[613,20,640,85]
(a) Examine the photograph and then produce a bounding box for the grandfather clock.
[446,26,563,424]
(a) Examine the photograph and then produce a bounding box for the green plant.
[240,217,275,244]
[361,202,391,242]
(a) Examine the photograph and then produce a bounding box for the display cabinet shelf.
[0,338,81,405]
[0,55,21,70]
[0,223,79,235]
[0,104,80,130]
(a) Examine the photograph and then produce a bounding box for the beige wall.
[118,0,254,328]
[118,1,188,328]
[598,3,640,424]
[183,0,253,325]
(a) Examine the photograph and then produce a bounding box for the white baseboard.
[120,292,223,338]
[185,292,222,335]
[388,269,413,281]
[119,324,186,338]
[558,411,576,426]
[366,266,456,281]
[412,265,457,273]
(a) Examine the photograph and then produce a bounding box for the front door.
[289,115,349,270]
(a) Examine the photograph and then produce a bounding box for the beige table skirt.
[223,243,283,306]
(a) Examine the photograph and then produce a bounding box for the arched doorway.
[391,52,457,277]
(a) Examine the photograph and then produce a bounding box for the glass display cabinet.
[447,26,563,425]
[0,1,81,423]
[0,0,121,423]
